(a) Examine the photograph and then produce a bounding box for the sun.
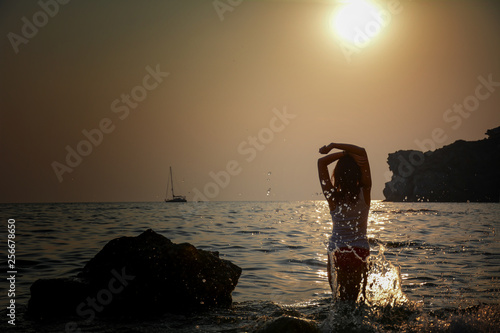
[332,0,386,45]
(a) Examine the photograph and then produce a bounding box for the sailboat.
[165,166,187,202]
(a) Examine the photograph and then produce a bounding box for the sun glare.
[333,0,386,45]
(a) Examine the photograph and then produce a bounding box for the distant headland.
[383,126,500,202]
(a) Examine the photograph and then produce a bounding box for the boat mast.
[170,166,175,198]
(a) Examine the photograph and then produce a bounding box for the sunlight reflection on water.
[0,200,498,315]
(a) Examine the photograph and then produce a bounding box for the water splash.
[364,244,409,308]
[322,244,417,332]
[266,172,272,196]
[328,244,409,307]
[323,244,417,331]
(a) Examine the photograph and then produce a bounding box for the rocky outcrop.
[27,277,91,319]
[28,229,242,319]
[383,126,500,202]
[255,316,319,333]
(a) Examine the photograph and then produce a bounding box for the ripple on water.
[0,201,498,325]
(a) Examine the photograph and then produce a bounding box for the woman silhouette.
[317,142,371,301]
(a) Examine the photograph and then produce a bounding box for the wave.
[383,240,428,249]
[0,259,39,268]
[287,258,325,268]
[381,209,440,214]
[368,238,429,250]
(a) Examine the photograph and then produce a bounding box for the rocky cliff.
[383,126,500,202]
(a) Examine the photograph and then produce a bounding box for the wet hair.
[331,155,362,205]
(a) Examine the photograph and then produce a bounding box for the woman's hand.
[319,144,333,154]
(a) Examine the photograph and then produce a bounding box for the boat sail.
[165,167,187,202]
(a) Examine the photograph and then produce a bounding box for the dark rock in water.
[79,229,242,312]
[255,316,319,333]
[383,126,500,202]
[28,277,90,319]
[28,229,242,319]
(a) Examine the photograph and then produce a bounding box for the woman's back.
[317,142,372,300]
[329,189,370,251]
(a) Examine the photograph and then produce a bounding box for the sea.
[0,200,499,332]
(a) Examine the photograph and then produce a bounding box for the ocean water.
[0,201,499,332]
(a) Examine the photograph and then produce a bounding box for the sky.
[1,0,499,203]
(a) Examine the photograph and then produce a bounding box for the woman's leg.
[334,248,369,301]
[327,253,333,292]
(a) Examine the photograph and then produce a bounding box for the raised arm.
[320,142,372,204]
[321,142,366,156]
[318,150,346,211]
